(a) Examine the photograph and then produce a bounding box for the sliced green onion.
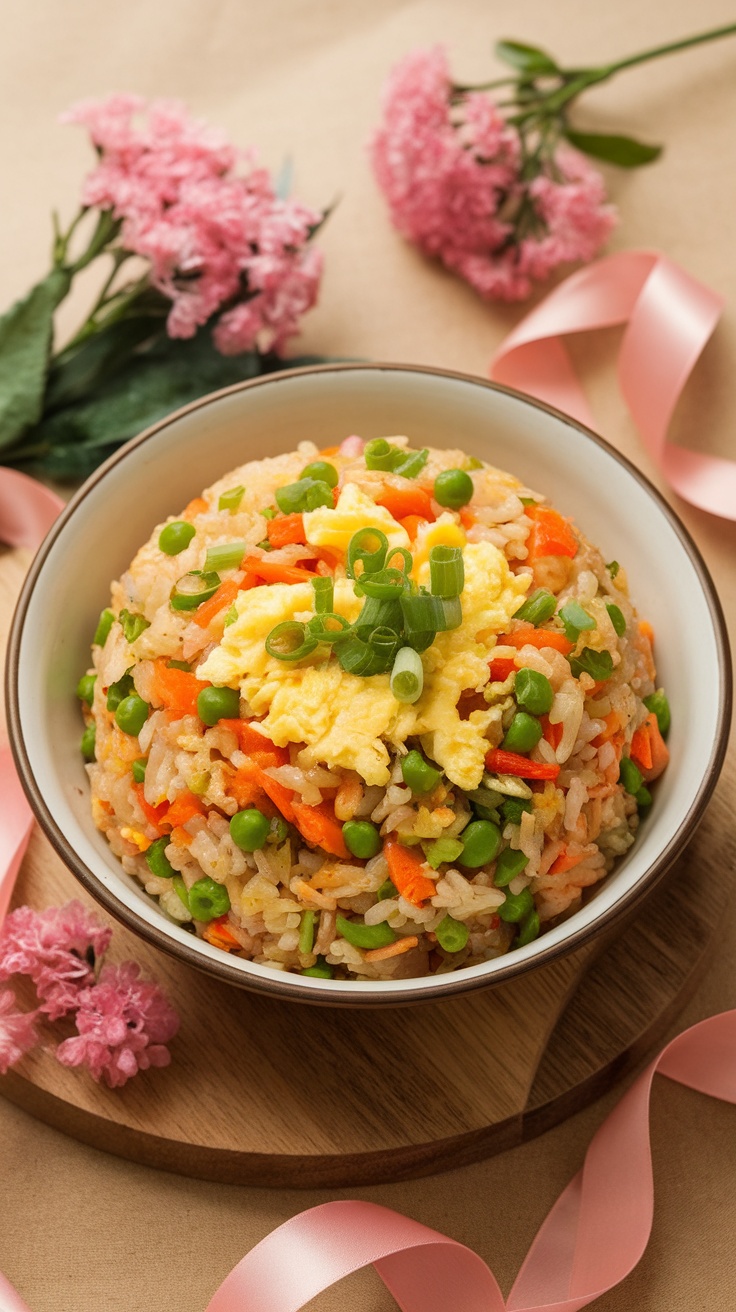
[606,560,620,579]
[170,570,221,611]
[256,540,273,552]
[498,886,535,923]
[643,688,671,738]
[429,545,464,598]
[606,603,627,637]
[298,909,317,954]
[437,596,462,631]
[425,837,464,869]
[558,600,596,643]
[93,608,115,647]
[347,527,388,582]
[464,456,484,471]
[218,485,245,513]
[265,621,319,662]
[364,438,402,471]
[569,647,614,681]
[204,541,246,572]
[260,507,276,520]
[354,594,403,635]
[275,478,333,514]
[385,547,413,576]
[223,604,238,627]
[311,576,334,614]
[335,634,374,675]
[435,915,469,953]
[119,609,150,644]
[516,910,541,947]
[306,613,352,644]
[391,647,424,703]
[335,914,396,949]
[519,496,537,507]
[106,671,134,712]
[400,590,443,636]
[131,758,147,784]
[301,957,334,978]
[393,448,429,479]
[357,568,407,599]
[619,756,644,794]
[513,588,557,626]
[377,878,398,900]
[300,460,339,487]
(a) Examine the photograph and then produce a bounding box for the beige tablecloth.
[1,2,735,1308]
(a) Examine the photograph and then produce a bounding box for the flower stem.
[599,22,736,78]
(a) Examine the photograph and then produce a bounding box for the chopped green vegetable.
[619,756,644,794]
[502,711,543,754]
[336,915,396,950]
[433,468,474,509]
[189,877,230,921]
[219,485,245,513]
[298,910,316,954]
[172,875,190,912]
[636,785,653,811]
[170,569,221,611]
[275,478,333,514]
[347,527,389,582]
[223,605,238,627]
[377,878,398,900]
[499,886,535,923]
[301,957,333,978]
[80,723,96,761]
[204,542,246,572]
[512,588,557,626]
[513,668,553,716]
[500,797,534,826]
[424,837,465,869]
[429,545,465,598]
[197,685,240,726]
[392,448,429,479]
[119,608,150,644]
[494,847,530,887]
[401,750,442,793]
[364,438,403,471]
[265,620,319,662]
[311,576,334,614]
[159,521,196,556]
[606,560,620,579]
[131,758,147,784]
[230,807,271,851]
[558,600,596,643]
[391,646,424,703]
[569,648,614,681]
[167,660,191,672]
[643,688,671,738]
[435,915,469,953]
[145,836,175,879]
[76,673,96,707]
[606,603,626,637]
[106,670,134,712]
[260,507,276,520]
[516,910,541,947]
[459,819,501,868]
[93,608,115,647]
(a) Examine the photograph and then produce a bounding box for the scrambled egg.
[197,537,529,792]
[410,513,467,579]
[303,482,410,554]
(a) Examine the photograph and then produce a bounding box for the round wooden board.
[1,776,732,1188]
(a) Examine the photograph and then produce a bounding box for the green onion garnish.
[275,478,333,514]
[311,576,334,614]
[260,507,276,520]
[400,590,443,636]
[558,601,596,643]
[265,621,319,662]
[106,671,134,712]
[119,609,151,644]
[606,560,620,579]
[306,613,352,644]
[170,570,221,611]
[223,604,238,627]
[354,594,404,636]
[429,545,464,598]
[219,485,245,513]
[606,603,626,637]
[569,647,614,681]
[335,634,377,675]
[391,646,424,703]
[93,608,115,647]
[364,438,402,471]
[385,546,413,576]
[347,527,389,583]
[204,542,246,573]
[513,588,556,626]
[357,567,407,600]
[436,596,462,632]
[392,448,429,479]
[298,909,316,954]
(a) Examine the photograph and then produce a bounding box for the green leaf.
[563,128,662,167]
[495,39,559,76]
[44,301,169,413]
[0,268,70,450]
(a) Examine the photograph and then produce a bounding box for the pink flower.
[56,962,179,1088]
[0,988,38,1074]
[63,96,324,354]
[0,902,112,1020]
[370,47,616,301]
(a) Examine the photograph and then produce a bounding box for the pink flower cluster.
[63,95,324,354]
[0,902,178,1086]
[370,47,616,301]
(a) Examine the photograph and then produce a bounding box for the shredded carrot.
[192,578,241,629]
[241,555,318,584]
[164,792,206,829]
[151,659,205,717]
[459,506,476,529]
[399,514,428,540]
[525,505,578,560]
[183,496,209,519]
[384,841,437,906]
[364,935,419,963]
[485,748,560,781]
[500,625,574,656]
[226,767,274,814]
[638,619,655,646]
[133,783,168,834]
[169,826,193,848]
[203,917,242,951]
[548,847,586,876]
[375,484,434,522]
[637,712,670,782]
[540,714,564,751]
[266,513,307,548]
[292,799,351,859]
[218,719,288,767]
[630,716,654,772]
[592,710,621,747]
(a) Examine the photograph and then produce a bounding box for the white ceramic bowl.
[7,364,732,1005]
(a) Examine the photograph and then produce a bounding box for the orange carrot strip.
[630,717,654,772]
[203,916,241,951]
[292,799,350,859]
[266,513,307,548]
[638,619,655,646]
[399,514,428,540]
[183,497,209,519]
[192,578,241,629]
[241,555,318,584]
[384,841,437,906]
[485,749,560,781]
[489,656,516,681]
[170,826,193,848]
[375,485,434,522]
[151,659,205,718]
[133,783,168,834]
[364,935,419,963]
[165,792,206,829]
[640,712,670,782]
[540,714,564,751]
[500,625,574,656]
[319,445,340,456]
[218,719,289,767]
[459,506,476,529]
[548,847,586,876]
[526,505,578,560]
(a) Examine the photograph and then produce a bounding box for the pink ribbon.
[490,250,736,521]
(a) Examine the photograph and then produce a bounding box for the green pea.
[131,758,147,784]
[197,686,240,726]
[433,468,474,509]
[514,668,553,716]
[636,785,653,811]
[159,520,196,556]
[516,909,541,947]
[502,712,542,754]
[606,603,626,637]
[377,878,398,900]
[401,749,442,793]
[301,957,334,978]
[335,914,396,950]
[459,819,501,869]
[230,808,271,852]
[494,847,529,887]
[643,688,671,738]
[115,693,149,737]
[298,910,316,954]
[269,816,289,843]
[80,723,96,762]
[512,588,557,626]
[188,877,230,922]
[501,797,533,826]
[76,673,97,707]
[499,886,535,923]
[93,608,115,647]
[619,756,644,794]
[145,836,175,879]
[106,671,134,711]
[342,820,381,859]
[300,460,339,488]
[435,915,469,953]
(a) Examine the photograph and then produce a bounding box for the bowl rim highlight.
[6,362,732,1005]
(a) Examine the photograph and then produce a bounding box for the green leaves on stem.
[0,270,71,451]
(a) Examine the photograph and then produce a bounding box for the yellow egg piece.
[303,482,410,555]
[410,513,466,579]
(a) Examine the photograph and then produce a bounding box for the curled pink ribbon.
[490,250,736,521]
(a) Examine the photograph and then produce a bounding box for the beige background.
[1,1,735,1308]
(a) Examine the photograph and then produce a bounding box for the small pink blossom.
[56,962,179,1089]
[0,902,112,1020]
[370,47,616,302]
[0,988,38,1074]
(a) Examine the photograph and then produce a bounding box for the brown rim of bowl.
[6,362,733,1007]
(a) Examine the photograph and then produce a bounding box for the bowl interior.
[10,365,730,1002]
